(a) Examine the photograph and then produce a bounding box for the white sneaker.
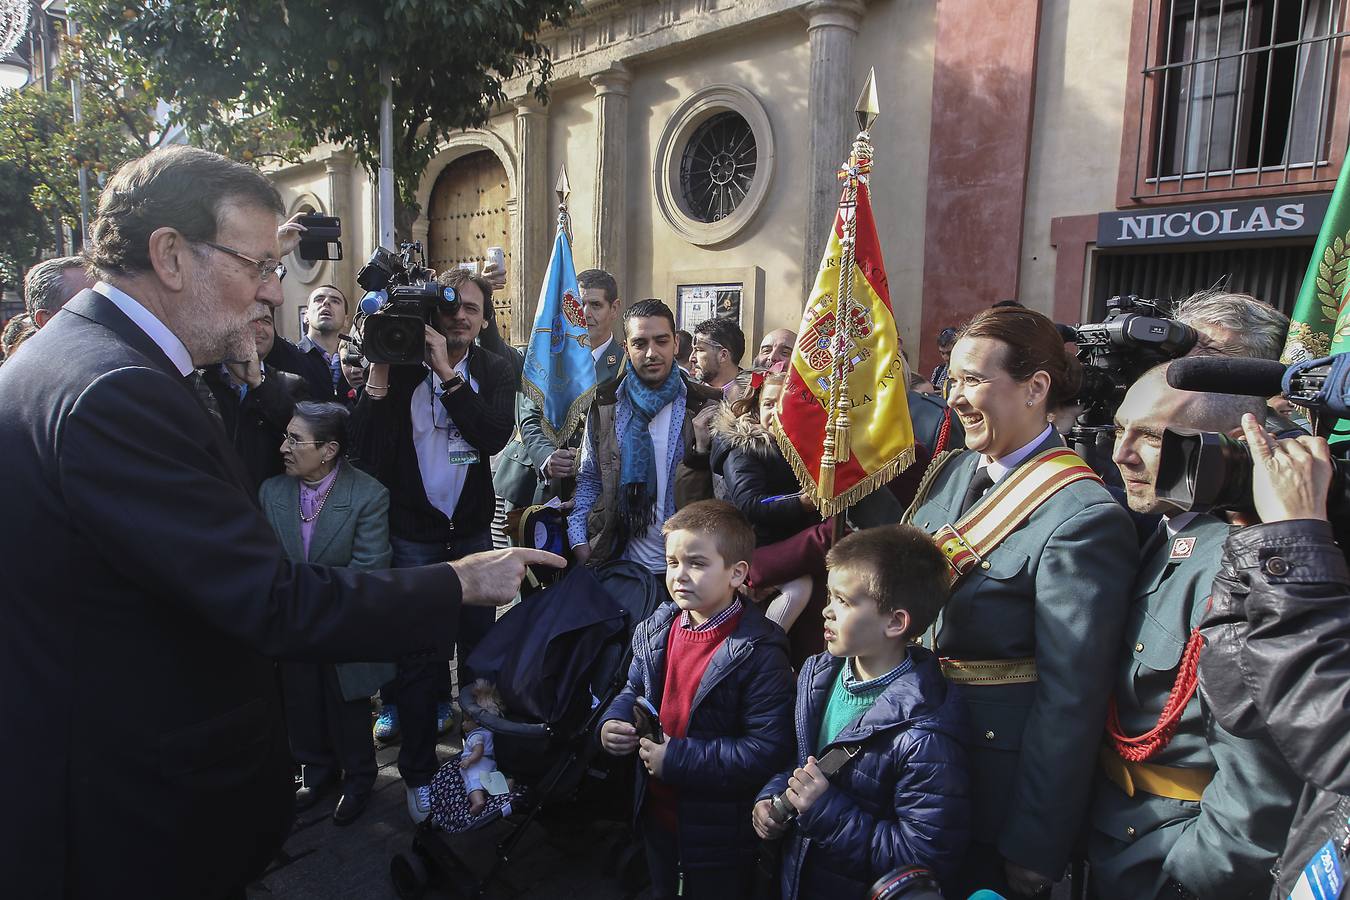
[406,784,433,824]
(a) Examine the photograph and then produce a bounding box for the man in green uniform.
[495,268,624,509]
[1088,363,1302,899]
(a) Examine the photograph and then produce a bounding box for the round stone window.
[679,111,758,224]
[654,85,774,247]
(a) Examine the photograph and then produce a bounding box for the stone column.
[323,149,356,300]
[801,0,865,295]
[515,99,550,343]
[590,63,632,297]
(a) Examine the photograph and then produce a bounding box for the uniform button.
[1264,556,1290,576]
[1125,826,1136,838]
[1135,642,1145,653]
[984,730,996,741]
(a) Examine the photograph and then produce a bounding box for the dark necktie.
[958,467,995,517]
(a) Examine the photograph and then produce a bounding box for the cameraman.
[1086,363,1301,899]
[1198,417,1350,898]
[350,267,515,824]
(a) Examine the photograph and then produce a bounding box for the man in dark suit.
[494,267,624,509]
[0,145,558,900]
[202,306,310,490]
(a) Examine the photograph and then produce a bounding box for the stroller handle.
[461,690,553,740]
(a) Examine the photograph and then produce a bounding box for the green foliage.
[75,0,582,215]
[0,160,54,292]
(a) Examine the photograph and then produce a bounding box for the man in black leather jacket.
[1198,412,1350,898]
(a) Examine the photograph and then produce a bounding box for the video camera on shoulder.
[356,242,460,366]
[1157,351,1350,517]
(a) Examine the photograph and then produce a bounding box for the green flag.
[1286,155,1350,365]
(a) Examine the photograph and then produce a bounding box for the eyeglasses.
[693,339,725,354]
[283,433,326,450]
[196,240,287,283]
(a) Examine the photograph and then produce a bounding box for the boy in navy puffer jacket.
[599,500,794,899]
[754,525,972,898]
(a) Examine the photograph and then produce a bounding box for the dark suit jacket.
[203,363,309,492]
[0,289,461,899]
[266,334,336,402]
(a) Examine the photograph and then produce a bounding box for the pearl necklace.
[298,466,339,523]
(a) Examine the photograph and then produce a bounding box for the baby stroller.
[390,560,664,899]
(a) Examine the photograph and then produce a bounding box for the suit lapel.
[270,485,305,562]
[306,466,355,564]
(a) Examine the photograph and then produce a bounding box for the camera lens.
[869,866,944,900]
[1157,430,1253,513]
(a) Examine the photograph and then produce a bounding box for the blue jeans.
[384,531,494,787]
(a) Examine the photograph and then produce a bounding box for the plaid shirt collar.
[679,595,743,632]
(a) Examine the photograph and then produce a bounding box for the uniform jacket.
[494,338,623,508]
[0,289,461,899]
[907,389,965,455]
[709,405,820,546]
[1088,514,1300,899]
[600,601,795,870]
[1198,519,1350,897]
[259,463,397,701]
[758,649,972,898]
[906,430,1137,876]
[567,368,719,564]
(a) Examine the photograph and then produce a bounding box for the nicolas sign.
[1098,194,1330,248]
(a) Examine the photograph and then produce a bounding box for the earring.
[1026,400,1034,407]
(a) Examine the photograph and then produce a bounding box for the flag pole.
[820,69,879,525]
[548,163,569,499]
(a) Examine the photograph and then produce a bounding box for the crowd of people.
[3,143,1349,900]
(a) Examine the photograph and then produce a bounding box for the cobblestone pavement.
[247,729,645,900]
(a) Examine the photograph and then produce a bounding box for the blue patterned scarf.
[619,363,682,541]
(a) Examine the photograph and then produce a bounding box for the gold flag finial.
[555,165,571,205]
[855,67,879,133]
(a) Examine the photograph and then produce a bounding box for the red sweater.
[645,607,743,831]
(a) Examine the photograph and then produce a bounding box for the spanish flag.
[773,184,915,517]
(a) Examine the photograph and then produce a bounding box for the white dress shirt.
[95,281,194,377]
[411,356,480,522]
[591,335,614,364]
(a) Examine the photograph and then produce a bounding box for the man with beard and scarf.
[568,299,720,573]
[0,145,560,900]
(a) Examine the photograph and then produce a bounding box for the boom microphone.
[1165,356,1287,398]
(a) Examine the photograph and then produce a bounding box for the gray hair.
[1171,290,1289,361]
[24,256,87,317]
[291,401,350,455]
[88,145,283,279]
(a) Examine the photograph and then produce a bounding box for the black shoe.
[294,779,336,812]
[332,790,371,826]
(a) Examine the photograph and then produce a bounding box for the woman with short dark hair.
[258,400,393,826]
[906,306,1137,897]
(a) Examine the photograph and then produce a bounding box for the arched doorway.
[426,150,514,339]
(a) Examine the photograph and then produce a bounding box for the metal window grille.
[1134,0,1350,198]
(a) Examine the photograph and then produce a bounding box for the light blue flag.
[522,225,596,447]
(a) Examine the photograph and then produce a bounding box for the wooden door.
[427,150,514,340]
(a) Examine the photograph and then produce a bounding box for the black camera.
[1070,295,1198,419]
[295,213,342,261]
[356,242,460,366]
[869,866,945,899]
[1156,428,1350,515]
[1157,351,1350,514]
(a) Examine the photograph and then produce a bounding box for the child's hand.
[752,799,788,840]
[600,719,638,755]
[638,736,668,779]
[785,757,829,815]
[459,756,472,769]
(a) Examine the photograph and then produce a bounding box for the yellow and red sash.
[933,447,1101,580]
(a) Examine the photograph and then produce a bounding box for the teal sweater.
[816,654,911,750]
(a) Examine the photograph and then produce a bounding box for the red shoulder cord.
[1106,626,1205,762]
[935,408,952,454]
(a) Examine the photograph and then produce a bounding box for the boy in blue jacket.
[754,524,972,897]
[599,500,794,899]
